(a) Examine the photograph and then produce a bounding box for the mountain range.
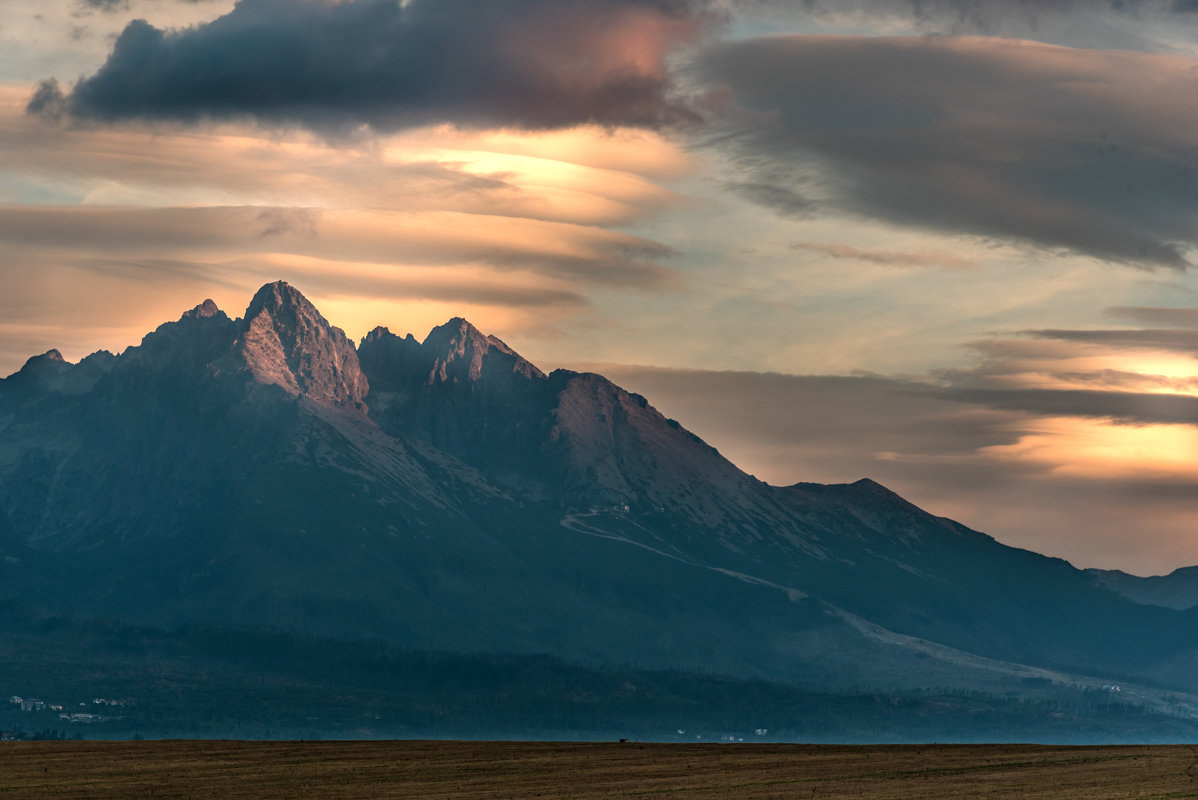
[3,281,1198,741]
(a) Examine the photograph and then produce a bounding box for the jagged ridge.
[3,281,1198,712]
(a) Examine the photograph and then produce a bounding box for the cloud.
[790,242,975,269]
[25,79,67,121]
[573,318,1198,572]
[697,35,1198,270]
[0,84,696,380]
[0,204,681,290]
[591,362,1198,574]
[76,0,219,7]
[0,251,592,385]
[1106,306,1198,329]
[726,181,814,217]
[0,87,689,227]
[78,0,128,11]
[33,0,715,133]
[948,387,1198,424]
[1024,327,1198,356]
[577,364,1018,482]
[729,0,1198,51]
[933,322,1198,418]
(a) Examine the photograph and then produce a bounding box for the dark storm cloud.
[30,0,713,133]
[698,35,1198,270]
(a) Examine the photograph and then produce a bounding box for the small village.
[1,694,133,740]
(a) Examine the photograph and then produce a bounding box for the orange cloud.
[979,417,1198,481]
[0,82,696,375]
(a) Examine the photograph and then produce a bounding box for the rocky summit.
[3,281,1198,739]
[237,281,369,412]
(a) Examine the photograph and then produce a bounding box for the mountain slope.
[1087,566,1198,611]
[358,317,1198,684]
[3,281,1198,723]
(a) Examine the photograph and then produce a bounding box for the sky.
[3,0,1198,575]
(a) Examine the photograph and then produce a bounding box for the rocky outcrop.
[422,318,546,385]
[182,299,221,320]
[236,281,369,413]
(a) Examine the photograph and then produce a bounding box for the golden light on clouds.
[0,81,695,373]
[965,333,1198,397]
[954,333,1198,484]
[0,84,690,220]
[253,253,588,340]
[6,0,1198,582]
[383,125,693,178]
[981,417,1198,481]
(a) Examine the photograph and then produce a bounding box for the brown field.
[2,740,1198,799]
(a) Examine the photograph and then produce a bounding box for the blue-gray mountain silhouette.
[3,281,1198,715]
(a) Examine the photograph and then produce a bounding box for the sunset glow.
[5,0,1198,572]
[982,417,1198,481]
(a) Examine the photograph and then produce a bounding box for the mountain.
[4,281,1198,739]
[1087,566,1198,611]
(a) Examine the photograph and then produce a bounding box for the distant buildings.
[7,693,130,723]
[10,697,46,712]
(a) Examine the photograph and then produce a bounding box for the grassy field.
[3,740,1198,799]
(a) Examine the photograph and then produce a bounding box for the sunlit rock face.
[423,317,546,385]
[237,280,369,413]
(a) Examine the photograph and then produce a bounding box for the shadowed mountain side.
[357,319,1198,685]
[360,323,787,523]
[0,349,115,407]
[1087,566,1198,611]
[3,281,1198,714]
[7,604,1197,743]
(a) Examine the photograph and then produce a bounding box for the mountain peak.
[17,349,67,373]
[362,326,391,345]
[422,318,545,384]
[182,299,221,320]
[244,281,311,320]
[236,281,369,412]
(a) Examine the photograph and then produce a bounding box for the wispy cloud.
[0,83,696,374]
[729,0,1198,51]
[698,35,1198,270]
[592,360,1198,574]
[790,241,975,269]
[0,204,682,289]
[1023,327,1198,356]
[1105,306,1198,329]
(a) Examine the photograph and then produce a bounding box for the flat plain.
[3,740,1198,799]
